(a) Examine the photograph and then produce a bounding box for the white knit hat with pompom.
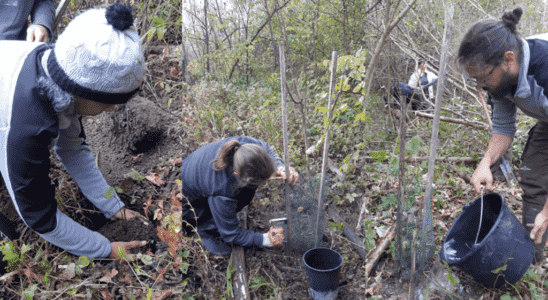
[47,3,144,104]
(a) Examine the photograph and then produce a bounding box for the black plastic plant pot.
[303,248,343,300]
[440,193,534,288]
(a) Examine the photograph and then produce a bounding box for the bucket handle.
[474,187,484,245]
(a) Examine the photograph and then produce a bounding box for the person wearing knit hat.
[0,3,146,274]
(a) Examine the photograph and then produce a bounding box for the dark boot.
[522,201,548,264]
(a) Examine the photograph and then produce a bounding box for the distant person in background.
[392,59,438,111]
[0,0,55,42]
[181,136,298,256]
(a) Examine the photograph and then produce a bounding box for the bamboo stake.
[414,3,454,295]
[315,51,338,248]
[279,44,293,248]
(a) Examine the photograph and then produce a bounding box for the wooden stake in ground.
[328,206,366,260]
[231,208,250,300]
[315,51,338,248]
[365,224,396,278]
[410,4,454,298]
[279,44,293,248]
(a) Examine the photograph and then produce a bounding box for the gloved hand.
[263,227,285,247]
[27,24,50,43]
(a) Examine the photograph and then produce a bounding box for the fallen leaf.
[157,226,180,257]
[152,289,172,300]
[162,47,170,60]
[119,273,132,284]
[23,268,44,281]
[170,190,182,209]
[154,208,164,221]
[132,154,143,161]
[146,172,165,186]
[58,263,76,280]
[159,167,169,178]
[100,269,118,282]
[375,226,390,238]
[143,196,153,218]
[170,67,179,78]
[0,271,15,283]
[158,268,167,279]
[158,200,164,211]
[365,282,382,295]
[101,290,111,300]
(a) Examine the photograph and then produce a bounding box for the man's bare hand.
[110,241,147,261]
[113,208,148,225]
[530,208,548,244]
[471,160,493,194]
[27,24,49,43]
[274,166,299,185]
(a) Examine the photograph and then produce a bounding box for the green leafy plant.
[104,187,123,199]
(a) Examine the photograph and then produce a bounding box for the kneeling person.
[181,136,298,256]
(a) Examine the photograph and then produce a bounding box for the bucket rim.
[302,247,343,273]
[441,192,506,265]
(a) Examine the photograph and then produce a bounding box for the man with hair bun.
[458,7,548,264]
[181,136,298,256]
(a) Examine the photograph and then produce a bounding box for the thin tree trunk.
[280,44,293,248]
[204,0,210,73]
[264,0,278,71]
[214,0,233,50]
[361,0,418,113]
[416,4,454,296]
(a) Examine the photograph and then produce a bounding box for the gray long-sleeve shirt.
[0,0,55,41]
[0,41,123,259]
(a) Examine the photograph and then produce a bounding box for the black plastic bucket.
[303,248,342,300]
[440,193,534,288]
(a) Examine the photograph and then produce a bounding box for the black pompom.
[105,3,133,31]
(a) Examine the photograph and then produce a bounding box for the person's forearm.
[481,133,513,167]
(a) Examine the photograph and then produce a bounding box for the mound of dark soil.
[83,95,190,187]
[97,219,161,254]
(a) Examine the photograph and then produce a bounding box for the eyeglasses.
[473,64,499,87]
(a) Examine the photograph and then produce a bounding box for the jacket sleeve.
[408,72,419,88]
[31,0,56,40]
[54,114,125,219]
[7,116,111,258]
[491,98,518,138]
[39,210,112,258]
[428,73,438,99]
[236,136,284,167]
[208,195,264,247]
